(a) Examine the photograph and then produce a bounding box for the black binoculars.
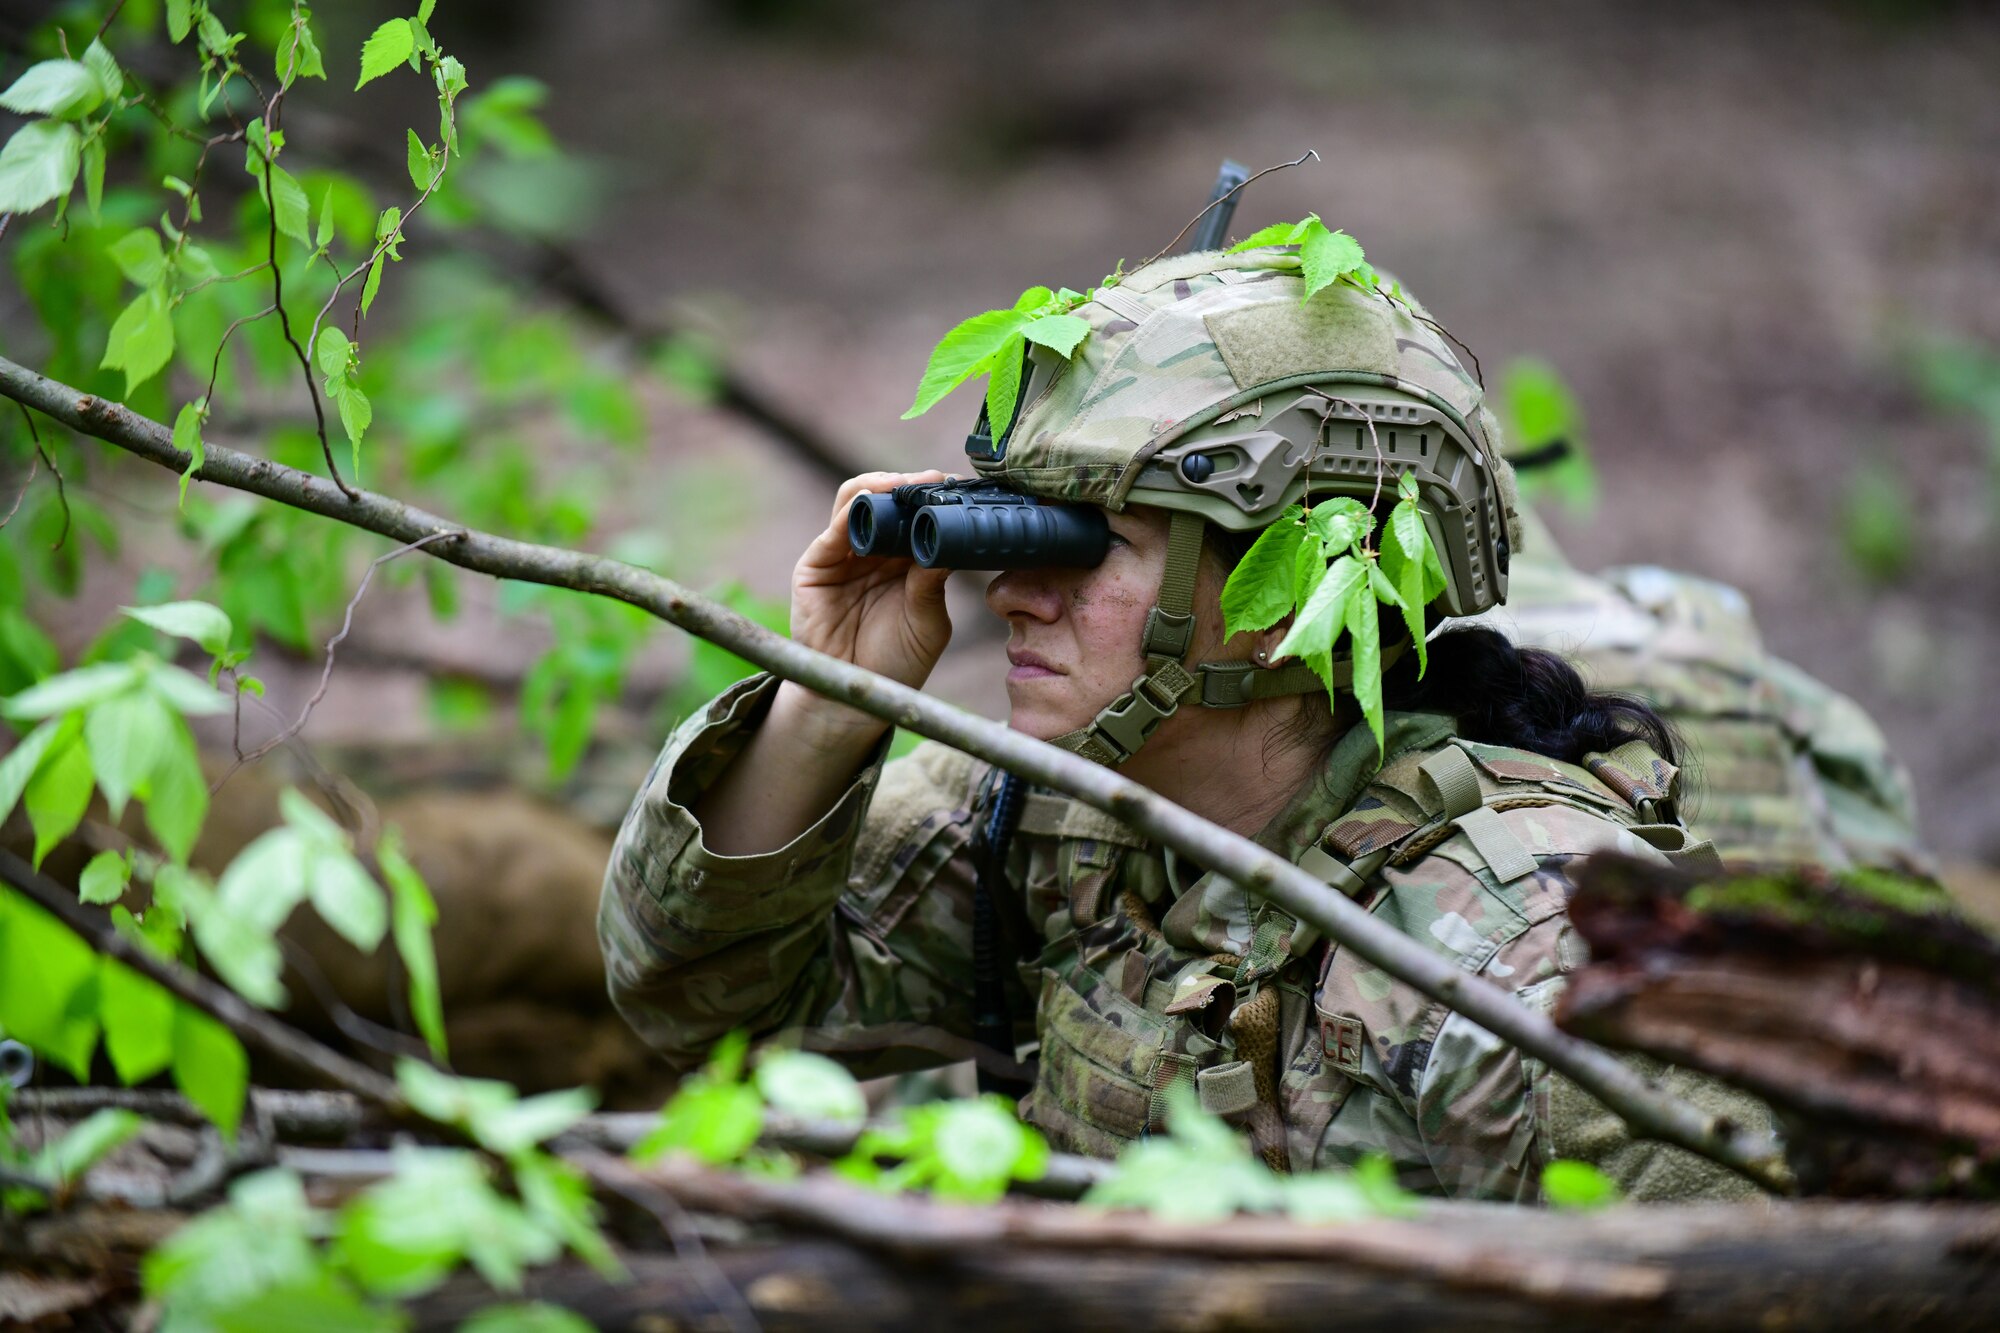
[846,479,1108,570]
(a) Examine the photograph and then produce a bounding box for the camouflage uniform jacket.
[601,675,1768,1202]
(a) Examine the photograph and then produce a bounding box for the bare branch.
[12,402,69,548]
[0,353,1790,1192]
[212,529,465,790]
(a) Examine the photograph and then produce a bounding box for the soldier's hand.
[774,471,954,746]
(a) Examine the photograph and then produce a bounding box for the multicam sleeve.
[597,673,992,1076]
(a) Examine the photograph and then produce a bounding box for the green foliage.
[379,831,449,1062]
[903,283,1099,436]
[1084,1087,1411,1223]
[754,1049,868,1124]
[1,1107,144,1212]
[1222,472,1441,754]
[1227,213,1376,301]
[1499,358,1598,514]
[1839,462,1915,583]
[1541,1159,1621,1209]
[837,1097,1049,1203]
[631,1030,765,1166]
[395,1061,595,1158]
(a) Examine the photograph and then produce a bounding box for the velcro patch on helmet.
[1204,296,1398,394]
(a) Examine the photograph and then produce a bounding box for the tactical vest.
[1008,728,1714,1170]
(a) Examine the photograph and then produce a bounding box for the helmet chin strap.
[1050,511,1398,768]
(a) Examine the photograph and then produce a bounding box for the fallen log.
[1562,855,2000,1197]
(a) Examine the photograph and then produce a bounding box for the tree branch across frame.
[0,352,1788,1194]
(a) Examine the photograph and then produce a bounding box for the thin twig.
[590,1164,764,1333]
[212,530,464,791]
[0,450,37,530]
[93,0,129,40]
[252,104,353,500]
[0,355,1792,1192]
[13,403,69,549]
[304,142,452,377]
[278,938,431,1064]
[203,303,278,407]
[1310,391,1389,550]
[1140,150,1321,270]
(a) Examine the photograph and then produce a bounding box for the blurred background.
[3,0,1997,1094]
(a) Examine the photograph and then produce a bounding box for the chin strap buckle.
[1085,661,1197,763]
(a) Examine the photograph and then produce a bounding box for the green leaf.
[101,287,176,396]
[357,20,417,90]
[124,600,233,656]
[1299,220,1366,301]
[1305,497,1371,554]
[361,254,389,314]
[145,726,208,864]
[212,1274,402,1333]
[902,306,1031,420]
[0,120,82,215]
[1021,313,1090,358]
[36,1108,143,1183]
[0,60,104,121]
[81,135,104,220]
[108,227,168,288]
[173,1003,249,1137]
[85,685,176,818]
[405,129,440,192]
[81,40,123,102]
[315,188,335,251]
[79,848,132,906]
[24,733,93,868]
[175,402,206,500]
[754,1050,867,1124]
[275,13,327,82]
[419,0,440,23]
[267,165,312,243]
[459,1303,596,1333]
[0,886,100,1077]
[983,332,1027,444]
[143,1169,320,1321]
[100,957,175,1083]
[0,717,64,825]
[512,1152,622,1279]
[1345,559,1384,752]
[315,327,353,380]
[337,1147,558,1297]
[1272,553,1366,667]
[1543,1158,1621,1210]
[144,660,230,716]
[632,1079,763,1166]
[167,0,193,43]
[1219,510,1305,639]
[1226,219,1311,253]
[331,377,372,469]
[379,831,447,1061]
[475,1088,597,1157]
[311,851,389,952]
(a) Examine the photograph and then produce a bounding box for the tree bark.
[1562,854,2000,1197]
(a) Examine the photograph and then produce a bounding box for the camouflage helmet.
[963,247,1524,767]
[973,248,1522,613]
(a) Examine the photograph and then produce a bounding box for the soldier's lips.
[1006,648,1063,681]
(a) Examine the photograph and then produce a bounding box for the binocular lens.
[846,492,908,559]
[910,502,1108,570]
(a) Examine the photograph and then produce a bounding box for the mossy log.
[1562,854,2000,1197]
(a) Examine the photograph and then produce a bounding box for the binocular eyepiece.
[847,480,1109,570]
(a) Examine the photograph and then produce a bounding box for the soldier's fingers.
[826,470,949,531]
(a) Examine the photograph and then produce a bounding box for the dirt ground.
[17,0,2000,862]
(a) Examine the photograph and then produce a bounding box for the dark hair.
[1203,525,1679,767]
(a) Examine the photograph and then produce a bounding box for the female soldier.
[598,246,1770,1202]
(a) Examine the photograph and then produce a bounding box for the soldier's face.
[984,506,1266,771]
